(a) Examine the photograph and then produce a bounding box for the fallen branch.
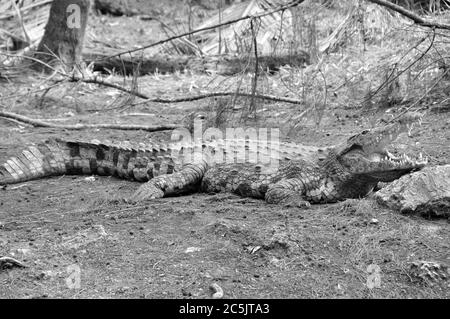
[75,78,305,105]
[129,91,305,106]
[38,113,157,121]
[84,52,310,76]
[0,111,178,132]
[367,0,450,30]
[1,72,305,109]
[0,256,27,268]
[78,77,149,99]
[70,74,306,108]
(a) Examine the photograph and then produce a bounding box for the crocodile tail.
[0,138,177,185]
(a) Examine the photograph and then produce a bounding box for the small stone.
[375,165,450,217]
[185,247,201,253]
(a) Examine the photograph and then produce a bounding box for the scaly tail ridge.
[0,138,178,185]
[0,139,81,185]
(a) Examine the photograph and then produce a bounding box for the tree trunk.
[35,0,90,71]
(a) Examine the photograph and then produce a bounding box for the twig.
[128,92,305,106]
[387,68,450,123]
[0,116,33,127]
[0,52,149,102]
[2,71,305,109]
[0,51,62,74]
[0,256,27,268]
[72,77,149,99]
[10,0,31,45]
[0,110,178,132]
[249,18,259,117]
[367,0,450,30]
[365,30,436,104]
[37,77,64,108]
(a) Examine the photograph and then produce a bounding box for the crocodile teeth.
[386,150,400,160]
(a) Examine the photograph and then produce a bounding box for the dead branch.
[76,78,304,105]
[0,0,52,20]
[78,77,149,99]
[126,91,305,109]
[367,0,450,30]
[100,0,306,61]
[0,110,178,132]
[0,256,27,268]
[1,73,305,108]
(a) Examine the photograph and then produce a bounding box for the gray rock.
[374,165,450,217]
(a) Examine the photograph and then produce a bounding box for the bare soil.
[0,6,449,299]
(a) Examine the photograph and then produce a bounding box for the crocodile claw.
[129,183,164,202]
[281,196,311,209]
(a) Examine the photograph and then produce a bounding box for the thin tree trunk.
[34,0,90,71]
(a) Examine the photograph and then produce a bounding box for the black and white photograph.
[0,0,448,303]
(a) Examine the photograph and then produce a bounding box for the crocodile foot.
[280,196,311,208]
[128,183,164,202]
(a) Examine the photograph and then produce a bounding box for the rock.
[409,260,449,282]
[374,165,450,217]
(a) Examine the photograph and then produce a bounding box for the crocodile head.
[331,113,427,182]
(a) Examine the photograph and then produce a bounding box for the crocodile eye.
[361,130,369,135]
[344,144,363,154]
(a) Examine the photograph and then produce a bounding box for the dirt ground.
[0,4,449,299]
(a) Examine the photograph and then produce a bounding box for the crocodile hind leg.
[129,161,209,201]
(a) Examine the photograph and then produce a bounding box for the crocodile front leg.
[265,178,311,208]
[129,161,208,201]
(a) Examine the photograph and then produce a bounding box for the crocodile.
[0,113,427,206]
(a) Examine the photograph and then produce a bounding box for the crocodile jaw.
[341,149,428,182]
